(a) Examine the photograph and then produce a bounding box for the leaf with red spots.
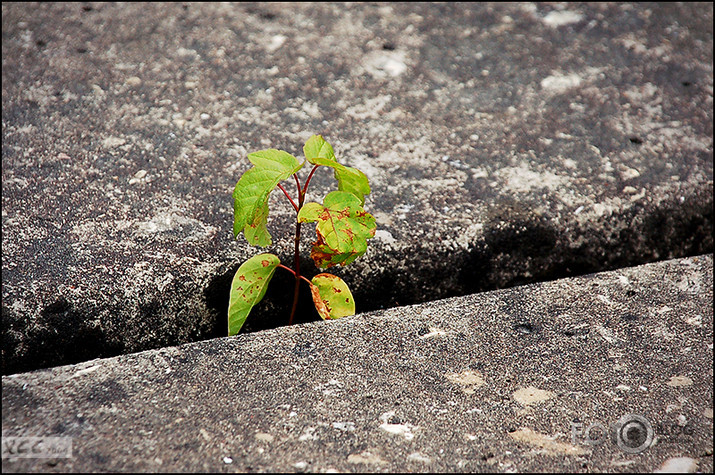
[303,135,370,205]
[228,253,280,335]
[233,149,303,247]
[297,190,376,268]
[310,273,355,320]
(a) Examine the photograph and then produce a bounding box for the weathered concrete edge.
[2,254,713,472]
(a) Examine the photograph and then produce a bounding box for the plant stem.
[303,165,320,197]
[277,183,299,213]
[287,165,320,326]
[288,218,302,325]
[287,170,309,326]
[278,264,312,284]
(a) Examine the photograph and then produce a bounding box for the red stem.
[302,165,320,198]
[286,165,321,326]
[294,173,302,201]
[277,183,299,213]
[288,218,302,325]
[278,264,311,285]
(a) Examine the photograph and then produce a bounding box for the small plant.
[228,135,376,335]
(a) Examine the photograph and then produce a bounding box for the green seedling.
[228,135,376,335]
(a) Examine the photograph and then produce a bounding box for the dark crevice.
[202,187,712,339]
[204,255,323,337]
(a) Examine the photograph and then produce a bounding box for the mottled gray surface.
[2,3,713,373]
[2,255,713,472]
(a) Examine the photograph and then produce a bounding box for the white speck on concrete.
[407,452,432,464]
[332,422,356,432]
[419,327,448,340]
[666,375,693,387]
[102,136,126,149]
[445,370,485,395]
[655,457,698,473]
[394,204,414,220]
[513,386,555,406]
[541,72,582,93]
[620,166,641,180]
[596,325,618,344]
[347,450,388,466]
[176,47,197,58]
[128,169,148,185]
[314,379,343,397]
[71,364,102,378]
[542,10,583,28]
[509,427,585,455]
[495,163,571,192]
[132,209,216,241]
[379,411,418,440]
[298,427,318,441]
[374,229,396,244]
[345,94,392,120]
[255,432,274,442]
[363,50,408,78]
[267,34,287,53]
[684,314,702,326]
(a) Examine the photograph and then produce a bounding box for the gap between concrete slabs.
[2,254,712,472]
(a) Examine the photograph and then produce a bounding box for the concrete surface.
[2,3,713,373]
[2,254,713,472]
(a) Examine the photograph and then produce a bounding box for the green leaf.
[303,135,370,205]
[303,135,336,162]
[310,273,355,320]
[310,157,371,206]
[233,149,303,246]
[298,190,376,268]
[228,253,280,335]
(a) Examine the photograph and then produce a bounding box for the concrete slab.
[2,254,713,472]
[2,3,713,373]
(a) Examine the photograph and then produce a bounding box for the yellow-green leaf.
[297,190,376,268]
[309,157,371,206]
[310,273,355,320]
[303,135,370,205]
[228,253,280,335]
[233,149,302,246]
[303,134,336,162]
